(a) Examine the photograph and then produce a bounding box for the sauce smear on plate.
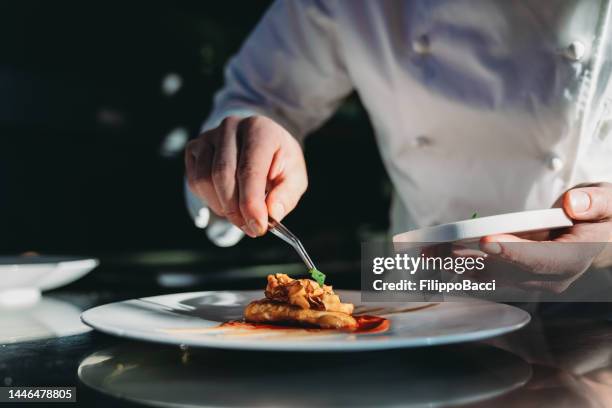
[353,315,389,333]
[220,315,389,334]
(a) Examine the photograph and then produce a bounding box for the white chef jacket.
[186,0,612,246]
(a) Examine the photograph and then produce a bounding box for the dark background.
[0,1,390,270]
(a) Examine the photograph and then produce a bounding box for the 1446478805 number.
[1,387,76,402]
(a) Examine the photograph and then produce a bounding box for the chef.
[185,0,612,293]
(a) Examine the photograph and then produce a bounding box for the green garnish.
[310,268,326,286]
[471,212,478,219]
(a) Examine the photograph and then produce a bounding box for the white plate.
[393,208,573,243]
[81,290,530,352]
[0,256,99,293]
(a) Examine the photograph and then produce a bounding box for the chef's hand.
[185,115,308,237]
[479,182,612,293]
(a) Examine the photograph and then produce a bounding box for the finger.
[480,234,563,276]
[480,234,592,278]
[211,117,244,228]
[554,221,612,243]
[418,244,441,260]
[265,152,307,221]
[459,259,524,289]
[420,243,452,258]
[563,184,612,221]
[185,138,205,193]
[514,229,553,241]
[237,118,279,236]
[450,244,488,259]
[518,280,572,294]
[186,138,223,216]
[185,140,197,181]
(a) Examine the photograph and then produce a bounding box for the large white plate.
[81,291,530,352]
[393,208,573,243]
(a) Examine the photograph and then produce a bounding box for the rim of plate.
[81,291,531,352]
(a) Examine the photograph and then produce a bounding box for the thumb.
[564,183,612,221]
[266,176,307,221]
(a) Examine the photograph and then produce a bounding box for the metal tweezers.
[268,216,317,271]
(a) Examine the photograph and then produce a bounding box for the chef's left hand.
[479,182,612,293]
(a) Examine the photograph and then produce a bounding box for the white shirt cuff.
[184,179,245,247]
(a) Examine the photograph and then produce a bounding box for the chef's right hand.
[185,115,308,238]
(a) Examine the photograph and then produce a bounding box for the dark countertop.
[2,281,612,407]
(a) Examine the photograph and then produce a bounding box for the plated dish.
[81,280,530,351]
[240,273,388,333]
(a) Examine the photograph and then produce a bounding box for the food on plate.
[264,273,353,314]
[244,300,357,330]
[244,273,357,329]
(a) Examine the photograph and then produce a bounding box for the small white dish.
[81,290,530,352]
[393,208,573,243]
[0,256,99,306]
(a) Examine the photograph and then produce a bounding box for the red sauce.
[220,315,389,334]
[353,315,390,334]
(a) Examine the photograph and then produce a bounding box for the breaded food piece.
[244,274,356,329]
[244,299,357,330]
[264,274,354,315]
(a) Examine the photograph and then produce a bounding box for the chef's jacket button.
[412,35,430,54]
[412,135,432,148]
[546,154,564,171]
[563,41,586,61]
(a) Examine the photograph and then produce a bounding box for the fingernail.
[569,190,590,214]
[270,202,285,220]
[481,242,502,255]
[248,219,263,236]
